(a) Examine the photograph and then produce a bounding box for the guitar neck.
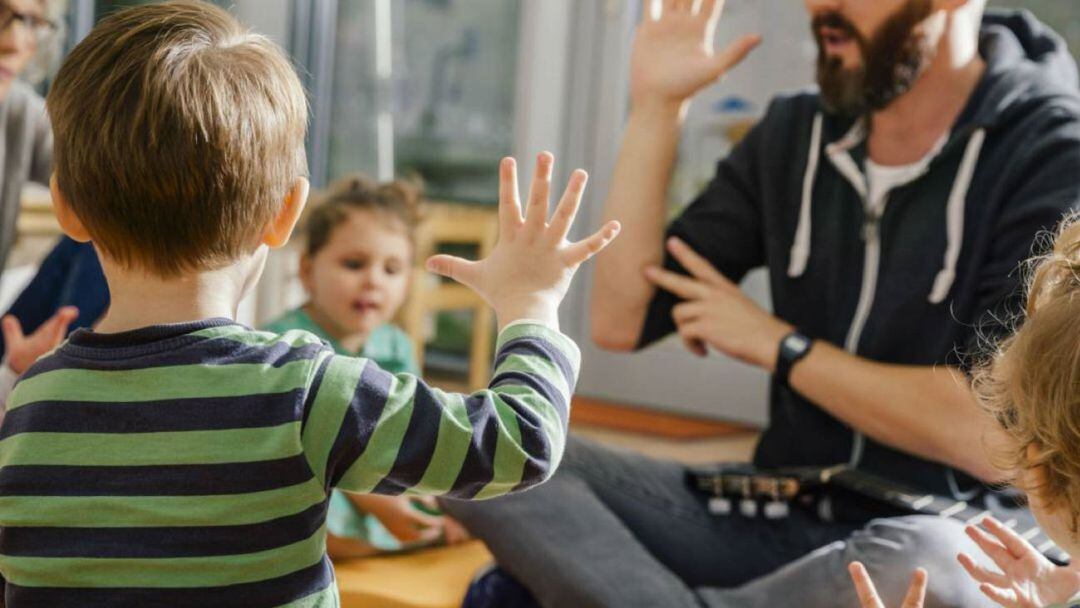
[833,470,1070,564]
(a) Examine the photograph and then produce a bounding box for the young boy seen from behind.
[0,2,619,606]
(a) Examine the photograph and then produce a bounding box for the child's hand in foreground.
[958,517,1080,607]
[349,494,469,546]
[426,153,621,329]
[849,561,928,608]
[1,306,79,375]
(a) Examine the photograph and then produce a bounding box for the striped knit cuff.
[494,322,581,379]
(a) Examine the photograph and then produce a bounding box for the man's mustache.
[811,12,861,42]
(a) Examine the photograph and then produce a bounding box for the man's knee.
[850,516,991,608]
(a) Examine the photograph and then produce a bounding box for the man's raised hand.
[426,153,620,330]
[630,0,760,111]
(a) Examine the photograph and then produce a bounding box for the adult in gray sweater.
[0,0,61,273]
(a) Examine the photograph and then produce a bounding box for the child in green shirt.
[264,175,468,557]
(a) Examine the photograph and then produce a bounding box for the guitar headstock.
[688,464,850,519]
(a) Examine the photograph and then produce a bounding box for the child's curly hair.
[302,173,425,257]
[973,214,1080,530]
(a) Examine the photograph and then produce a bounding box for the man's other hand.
[644,237,790,369]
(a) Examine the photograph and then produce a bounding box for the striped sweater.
[0,318,578,607]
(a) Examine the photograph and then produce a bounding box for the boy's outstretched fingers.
[547,169,588,245]
[562,221,622,267]
[426,255,480,290]
[524,152,554,231]
[497,157,524,232]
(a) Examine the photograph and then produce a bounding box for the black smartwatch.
[775,330,814,387]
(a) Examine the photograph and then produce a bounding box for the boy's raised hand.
[1,307,79,375]
[427,153,620,330]
[958,517,1080,607]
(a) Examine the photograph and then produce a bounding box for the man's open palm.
[630,0,760,107]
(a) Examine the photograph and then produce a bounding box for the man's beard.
[814,0,936,117]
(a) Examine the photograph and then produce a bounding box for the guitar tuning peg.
[740,499,758,518]
[708,497,732,515]
[817,496,835,523]
[764,501,790,520]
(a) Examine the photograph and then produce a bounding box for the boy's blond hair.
[46,0,308,277]
[974,215,1080,528]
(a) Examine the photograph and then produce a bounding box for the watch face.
[784,334,810,353]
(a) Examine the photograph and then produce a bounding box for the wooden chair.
[400,202,498,390]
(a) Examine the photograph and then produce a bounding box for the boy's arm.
[304,153,615,499]
[305,321,579,499]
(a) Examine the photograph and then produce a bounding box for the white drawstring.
[788,113,824,278]
[928,128,986,304]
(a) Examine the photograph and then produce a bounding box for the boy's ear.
[49,174,92,243]
[262,177,310,249]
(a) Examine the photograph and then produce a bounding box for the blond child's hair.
[974,214,1080,529]
[46,0,308,278]
[302,174,424,258]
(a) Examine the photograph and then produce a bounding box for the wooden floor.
[570,396,754,440]
[569,396,760,465]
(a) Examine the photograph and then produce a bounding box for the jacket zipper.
[844,196,887,466]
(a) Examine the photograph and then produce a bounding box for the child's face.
[1019,448,1080,557]
[301,209,412,344]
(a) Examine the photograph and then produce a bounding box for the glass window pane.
[329,0,521,204]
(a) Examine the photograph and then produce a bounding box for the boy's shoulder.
[8,322,333,412]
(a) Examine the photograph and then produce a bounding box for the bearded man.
[444,1,1080,606]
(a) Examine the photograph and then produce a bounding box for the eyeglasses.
[0,3,58,47]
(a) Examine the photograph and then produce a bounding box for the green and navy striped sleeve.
[302,322,579,500]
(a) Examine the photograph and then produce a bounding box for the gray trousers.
[442,436,997,608]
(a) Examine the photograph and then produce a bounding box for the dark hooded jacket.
[640,10,1080,500]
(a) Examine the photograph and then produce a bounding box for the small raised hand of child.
[957,517,1080,607]
[349,494,470,546]
[1,306,79,375]
[849,561,929,608]
[426,153,621,330]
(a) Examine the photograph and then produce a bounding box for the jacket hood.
[959,9,1080,131]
